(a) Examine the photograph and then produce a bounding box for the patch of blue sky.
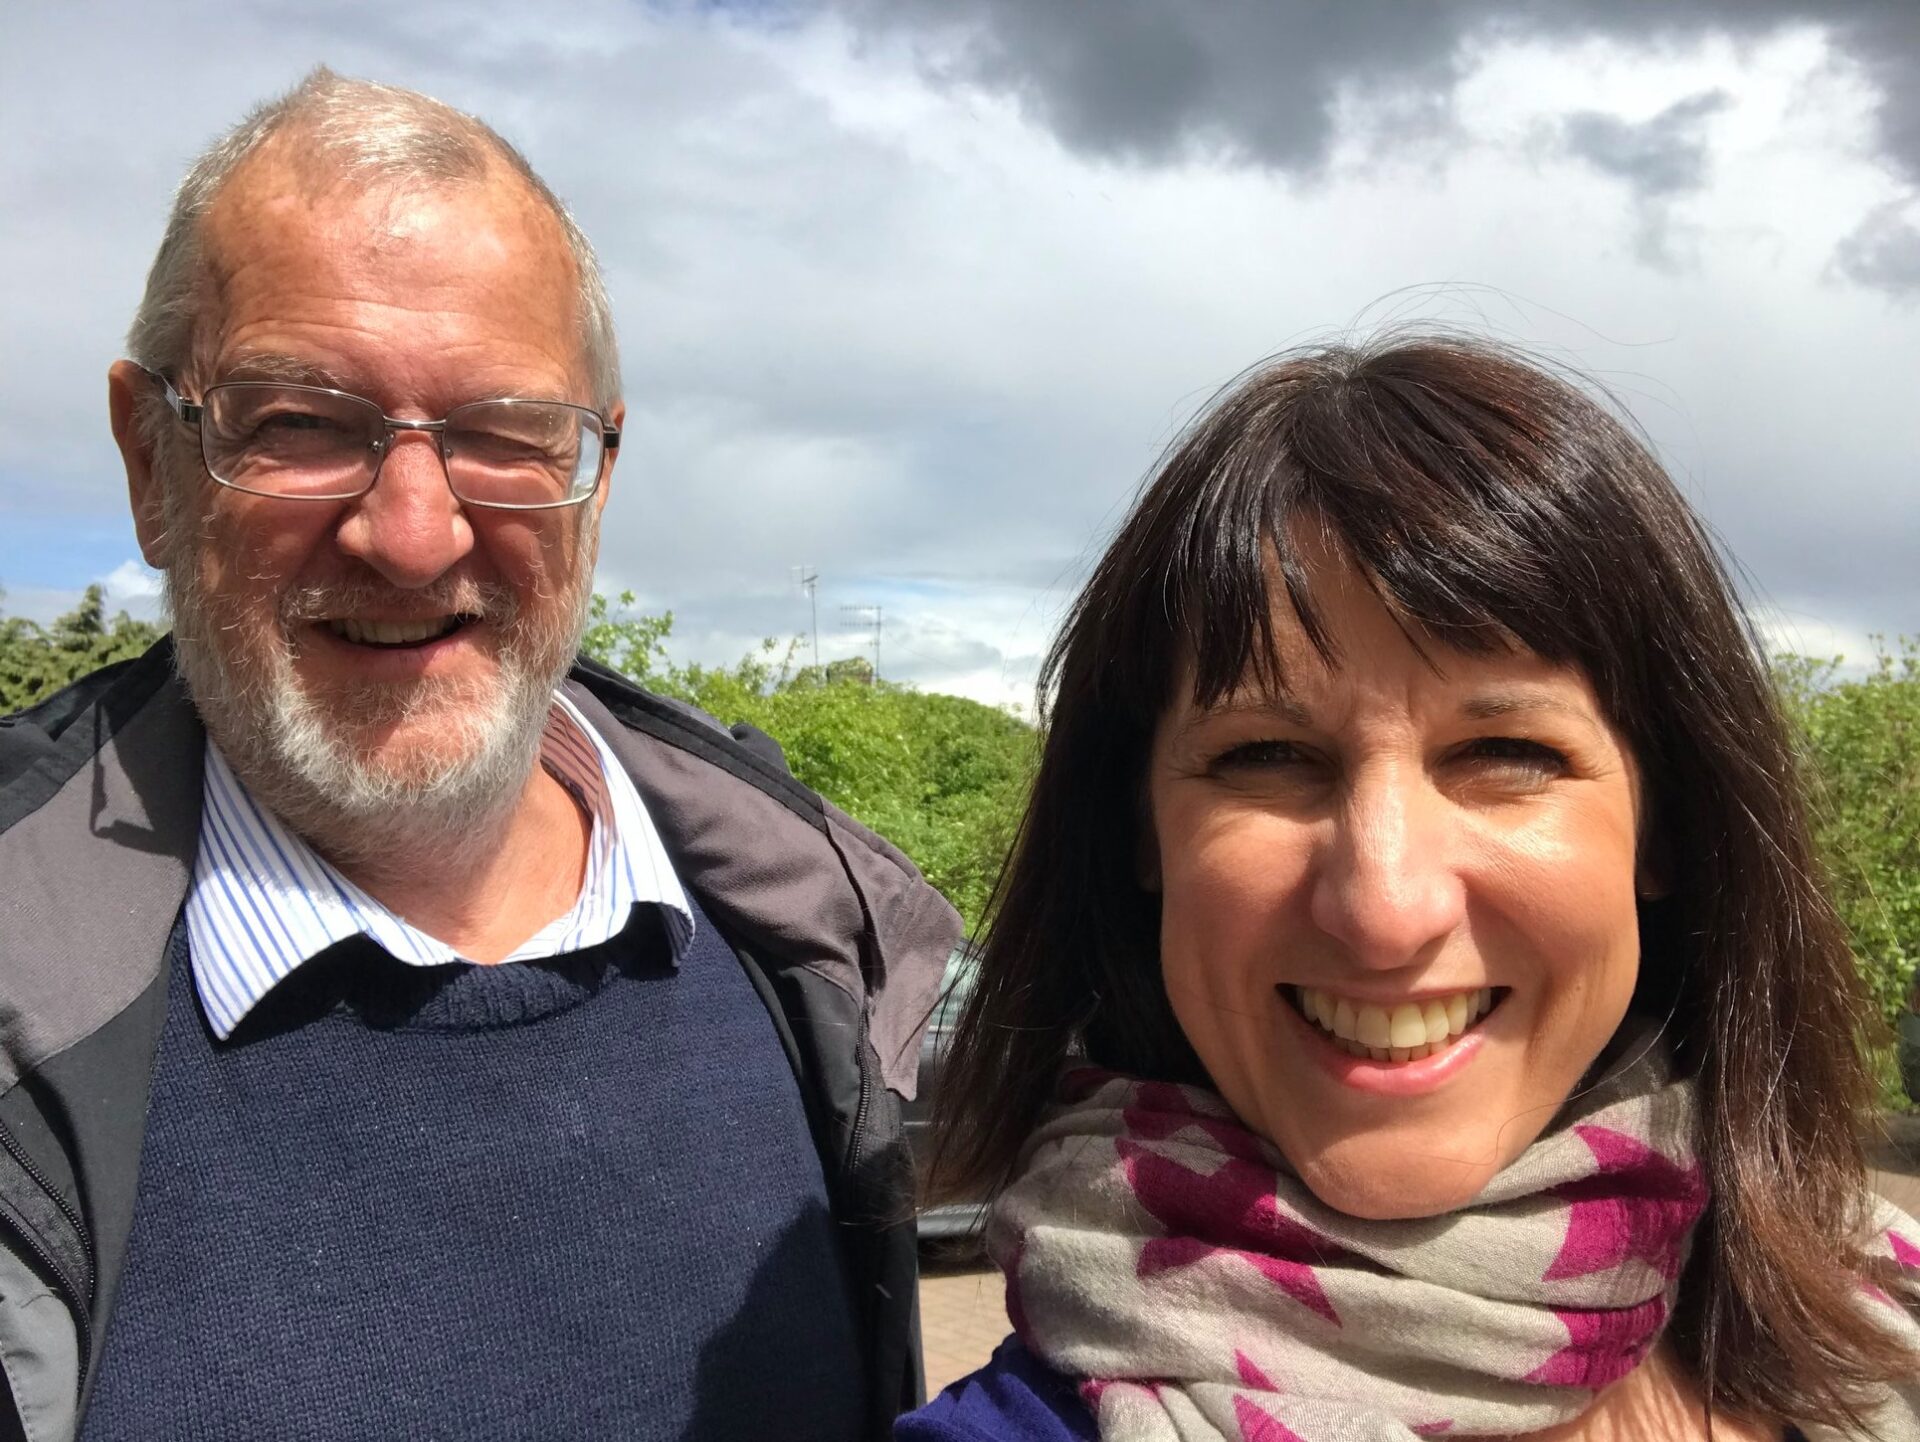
[0,508,143,592]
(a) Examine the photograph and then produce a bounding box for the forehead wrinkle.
[198,181,590,413]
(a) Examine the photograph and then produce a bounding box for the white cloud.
[99,559,165,617]
[2,3,1913,707]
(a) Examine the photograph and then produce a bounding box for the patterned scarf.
[992,1040,1920,1441]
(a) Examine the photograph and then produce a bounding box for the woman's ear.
[1630,762,1672,902]
[1136,808,1162,893]
[1635,828,1672,901]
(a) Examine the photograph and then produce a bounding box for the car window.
[932,948,979,1031]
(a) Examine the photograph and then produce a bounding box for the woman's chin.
[1289,1147,1501,1222]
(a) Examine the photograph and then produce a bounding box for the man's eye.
[252,410,350,436]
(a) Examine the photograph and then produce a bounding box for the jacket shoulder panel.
[564,667,959,1098]
[0,641,201,1091]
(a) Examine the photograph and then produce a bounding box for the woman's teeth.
[326,616,461,646]
[1295,985,1497,1063]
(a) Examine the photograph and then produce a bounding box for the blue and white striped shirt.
[184,692,693,1038]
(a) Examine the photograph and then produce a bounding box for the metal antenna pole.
[794,566,820,671]
[839,603,882,683]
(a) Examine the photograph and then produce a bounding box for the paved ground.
[919,1255,1007,1396]
[915,1114,1920,1398]
[1871,1111,1920,1214]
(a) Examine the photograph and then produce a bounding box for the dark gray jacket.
[0,641,959,1442]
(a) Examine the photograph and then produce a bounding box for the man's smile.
[323,614,477,647]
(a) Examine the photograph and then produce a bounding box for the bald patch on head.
[190,145,586,396]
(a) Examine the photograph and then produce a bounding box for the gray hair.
[127,66,621,411]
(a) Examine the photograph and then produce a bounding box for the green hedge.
[581,594,1035,934]
[0,585,164,714]
[1775,641,1920,1031]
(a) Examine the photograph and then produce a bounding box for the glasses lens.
[202,384,381,498]
[444,401,602,508]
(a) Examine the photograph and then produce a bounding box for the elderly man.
[0,70,955,1442]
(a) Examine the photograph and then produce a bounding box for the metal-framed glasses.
[142,367,618,510]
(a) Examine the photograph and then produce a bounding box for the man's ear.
[109,361,172,569]
[593,398,623,523]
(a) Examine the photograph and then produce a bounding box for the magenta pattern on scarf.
[988,1052,1920,1440]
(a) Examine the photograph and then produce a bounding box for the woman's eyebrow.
[1192,692,1317,729]
[1458,689,1596,727]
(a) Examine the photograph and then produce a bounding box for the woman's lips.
[1292,984,1502,1062]
[1280,984,1503,1096]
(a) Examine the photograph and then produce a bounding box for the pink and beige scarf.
[991,1045,1920,1441]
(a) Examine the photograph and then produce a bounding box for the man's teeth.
[1296,985,1496,1063]
[326,617,461,646]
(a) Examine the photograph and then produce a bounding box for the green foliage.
[578,596,1034,933]
[579,591,674,688]
[1775,639,1920,1032]
[0,585,166,714]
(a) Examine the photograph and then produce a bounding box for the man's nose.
[1308,763,1466,970]
[332,432,475,588]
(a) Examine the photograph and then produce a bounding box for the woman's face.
[1146,539,1649,1220]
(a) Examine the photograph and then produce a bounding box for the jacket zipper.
[0,1118,94,1399]
[847,1004,876,1176]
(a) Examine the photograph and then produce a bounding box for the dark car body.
[905,946,988,1244]
[1901,996,1920,1105]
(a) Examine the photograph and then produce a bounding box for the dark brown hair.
[929,334,1915,1424]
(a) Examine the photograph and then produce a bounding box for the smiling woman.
[899,336,1920,1441]
[1146,525,1651,1226]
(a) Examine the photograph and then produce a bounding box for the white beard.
[164,493,597,875]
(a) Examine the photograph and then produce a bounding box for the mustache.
[277,578,520,626]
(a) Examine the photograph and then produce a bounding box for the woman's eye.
[1212,739,1314,771]
[1454,737,1568,774]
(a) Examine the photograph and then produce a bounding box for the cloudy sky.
[4,1,1916,707]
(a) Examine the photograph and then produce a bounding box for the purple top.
[896,1337,1097,1441]
[896,1338,1816,1440]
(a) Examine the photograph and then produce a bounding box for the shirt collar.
[184,691,693,1039]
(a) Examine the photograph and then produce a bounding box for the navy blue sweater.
[81,896,864,1440]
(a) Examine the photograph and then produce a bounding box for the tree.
[0,586,166,714]
[1775,639,1920,1030]
[578,591,673,689]
[578,596,1034,933]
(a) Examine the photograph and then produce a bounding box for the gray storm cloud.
[837,0,1920,294]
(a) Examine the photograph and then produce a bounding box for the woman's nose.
[1308,765,1467,970]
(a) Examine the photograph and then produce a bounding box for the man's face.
[134,162,614,856]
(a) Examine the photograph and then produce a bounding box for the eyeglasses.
[142,367,618,510]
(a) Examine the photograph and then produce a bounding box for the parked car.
[905,944,988,1246]
[1901,976,1920,1104]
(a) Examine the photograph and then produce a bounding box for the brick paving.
[918,1262,1008,1396]
[1872,1112,1920,1217]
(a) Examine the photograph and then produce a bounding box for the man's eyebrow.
[219,353,354,389]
